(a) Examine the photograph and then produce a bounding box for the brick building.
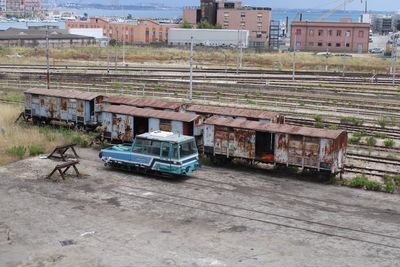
[290,21,370,53]
[6,0,41,16]
[183,0,272,48]
[66,17,179,44]
[0,0,6,12]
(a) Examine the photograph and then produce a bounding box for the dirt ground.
[0,148,400,267]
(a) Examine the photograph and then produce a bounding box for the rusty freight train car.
[203,116,347,174]
[102,105,200,142]
[103,96,185,112]
[24,88,104,128]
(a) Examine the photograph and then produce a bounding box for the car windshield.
[179,139,198,159]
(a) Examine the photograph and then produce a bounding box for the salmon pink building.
[66,17,179,44]
[290,21,370,53]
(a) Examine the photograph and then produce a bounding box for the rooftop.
[104,105,199,122]
[187,105,278,120]
[204,116,345,139]
[104,96,183,111]
[137,131,194,143]
[0,28,95,41]
[25,88,102,101]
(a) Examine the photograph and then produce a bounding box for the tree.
[182,21,193,29]
[83,12,88,18]
[127,14,133,20]
[109,39,118,47]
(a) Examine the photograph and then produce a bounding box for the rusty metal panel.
[160,119,172,132]
[24,93,32,110]
[288,135,303,166]
[232,128,256,159]
[111,113,134,142]
[203,124,215,147]
[275,133,288,164]
[68,99,77,121]
[303,137,320,168]
[319,138,334,164]
[214,127,230,155]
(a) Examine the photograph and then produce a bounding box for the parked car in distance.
[369,48,384,54]
[316,52,332,57]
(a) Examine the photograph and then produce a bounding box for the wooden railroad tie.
[48,143,79,161]
[46,160,80,181]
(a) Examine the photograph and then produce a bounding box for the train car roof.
[104,105,199,122]
[25,88,102,101]
[104,96,183,110]
[187,104,278,119]
[204,116,345,139]
[137,131,194,143]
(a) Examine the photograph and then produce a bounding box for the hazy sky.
[114,0,400,12]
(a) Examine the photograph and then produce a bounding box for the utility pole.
[114,44,118,71]
[107,45,110,74]
[189,35,194,101]
[342,31,349,77]
[122,22,126,65]
[292,31,297,81]
[239,29,243,69]
[46,26,50,89]
[392,37,398,86]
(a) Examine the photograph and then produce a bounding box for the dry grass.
[0,46,397,73]
[0,103,71,165]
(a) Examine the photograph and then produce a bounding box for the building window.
[309,30,314,36]
[345,31,351,37]
[241,12,245,18]
[318,30,323,36]
[328,30,333,36]
[257,26,262,31]
[224,12,229,17]
[256,32,262,38]
[308,42,314,46]
[240,22,245,27]
[317,42,323,46]
[336,43,341,47]
[337,30,342,37]
[159,31,163,38]
[295,29,301,35]
[358,30,364,38]
[296,41,301,48]
[328,42,332,47]
[346,43,350,47]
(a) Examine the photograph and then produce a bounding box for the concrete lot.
[0,148,400,267]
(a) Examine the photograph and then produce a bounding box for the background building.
[0,0,6,12]
[371,14,400,34]
[183,0,272,48]
[6,0,41,16]
[0,26,96,48]
[290,21,370,53]
[67,17,179,44]
[168,28,249,47]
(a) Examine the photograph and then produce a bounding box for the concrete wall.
[290,21,370,53]
[168,28,249,47]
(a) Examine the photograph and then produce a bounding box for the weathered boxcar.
[101,105,200,142]
[203,116,347,174]
[103,96,184,112]
[186,104,284,123]
[24,89,104,127]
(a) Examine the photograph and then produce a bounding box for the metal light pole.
[239,29,243,69]
[122,23,126,65]
[292,31,297,81]
[342,31,349,77]
[392,37,398,86]
[189,35,194,101]
[46,26,50,89]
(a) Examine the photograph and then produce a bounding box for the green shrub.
[377,116,390,128]
[340,117,364,126]
[384,138,395,148]
[6,146,26,159]
[328,124,338,130]
[383,176,395,193]
[394,176,400,187]
[314,121,325,129]
[28,145,45,156]
[72,135,89,147]
[349,135,361,144]
[349,176,369,188]
[365,180,382,191]
[366,136,377,146]
[314,115,323,123]
[374,132,388,139]
[352,130,367,138]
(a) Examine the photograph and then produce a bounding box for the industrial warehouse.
[0,0,400,266]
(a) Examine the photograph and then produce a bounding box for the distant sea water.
[0,8,378,30]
